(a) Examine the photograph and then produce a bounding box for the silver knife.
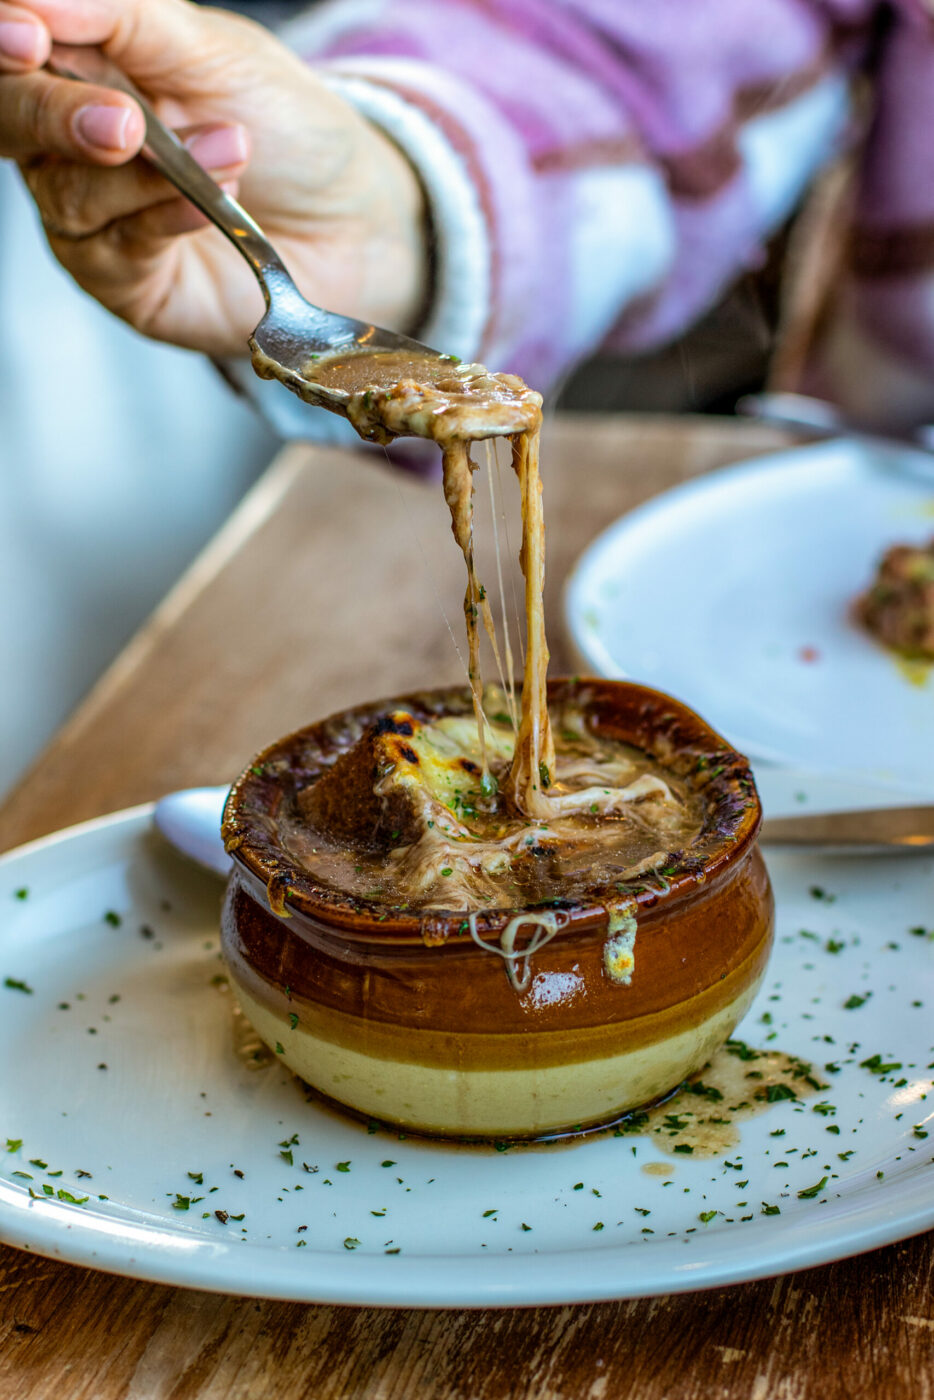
[762,806,934,854]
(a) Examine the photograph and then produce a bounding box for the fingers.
[23,120,248,239]
[0,1,49,71]
[105,174,242,242]
[0,68,144,162]
[4,0,242,90]
[3,0,200,52]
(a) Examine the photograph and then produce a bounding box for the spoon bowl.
[48,44,444,422]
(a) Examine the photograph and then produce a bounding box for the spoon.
[153,785,934,880]
[47,44,443,421]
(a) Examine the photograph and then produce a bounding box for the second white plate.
[564,439,934,792]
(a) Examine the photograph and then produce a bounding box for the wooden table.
[1,416,932,1400]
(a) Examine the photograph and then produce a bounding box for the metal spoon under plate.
[47,44,443,420]
[737,392,934,456]
[152,786,934,881]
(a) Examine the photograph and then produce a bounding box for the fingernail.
[0,21,41,63]
[185,125,248,170]
[75,104,132,152]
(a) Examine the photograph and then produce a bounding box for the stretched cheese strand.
[504,426,555,817]
[441,442,488,773]
[442,442,521,786]
[466,910,568,992]
[485,443,519,730]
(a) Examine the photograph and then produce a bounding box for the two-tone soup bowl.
[220,679,773,1139]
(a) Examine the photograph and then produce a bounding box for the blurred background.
[0,159,276,797]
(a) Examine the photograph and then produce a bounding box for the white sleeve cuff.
[322,63,492,363]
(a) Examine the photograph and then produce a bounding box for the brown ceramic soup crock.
[220,678,773,1139]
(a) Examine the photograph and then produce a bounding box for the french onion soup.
[277,688,705,920]
[223,349,774,1138]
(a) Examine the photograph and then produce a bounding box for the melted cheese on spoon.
[299,348,554,817]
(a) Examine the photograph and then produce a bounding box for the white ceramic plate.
[0,792,932,1307]
[564,439,934,793]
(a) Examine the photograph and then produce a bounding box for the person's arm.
[0,0,868,440]
[288,0,861,396]
[0,0,426,356]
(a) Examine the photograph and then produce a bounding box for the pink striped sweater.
[245,0,934,434]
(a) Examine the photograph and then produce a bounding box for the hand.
[0,0,426,355]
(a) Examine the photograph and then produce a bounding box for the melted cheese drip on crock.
[603,899,639,985]
[466,910,569,992]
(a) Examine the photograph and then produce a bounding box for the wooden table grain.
[1,415,932,1400]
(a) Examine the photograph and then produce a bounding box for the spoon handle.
[47,44,296,309]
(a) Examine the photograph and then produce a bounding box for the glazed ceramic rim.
[221,678,762,946]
